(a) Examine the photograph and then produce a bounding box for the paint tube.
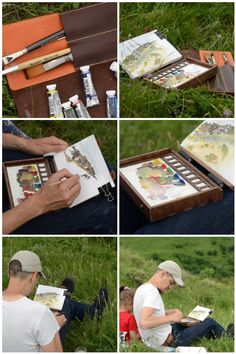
[61,101,77,118]
[69,95,91,119]
[106,90,117,118]
[80,65,99,108]
[46,84,63,118]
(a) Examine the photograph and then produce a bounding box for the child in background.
[119,286,140,346]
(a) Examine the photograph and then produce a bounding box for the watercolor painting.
[64,146,96,179]
[121,158,197,207]
[7,164,43,207]
[120,30,182,78]
[34,285,66,311]
[181,121,234,185]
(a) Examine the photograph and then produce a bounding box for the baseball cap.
[158,260,184,287]
[10,250,46,279]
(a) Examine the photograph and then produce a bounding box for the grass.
[8,120,117,165]
[2,236,117,352]
[120,120,201,159]
[2,2,96,118]
[120,237,234,352]
[120,2,234,118]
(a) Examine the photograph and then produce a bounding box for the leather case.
[199,50,234,95]
[120,148,224,222]
[3,3,117,118]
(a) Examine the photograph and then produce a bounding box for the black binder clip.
[98,182,114,202]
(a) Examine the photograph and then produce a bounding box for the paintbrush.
[25,53,73,79]
[2,29,65,65]
[2,48,71,75]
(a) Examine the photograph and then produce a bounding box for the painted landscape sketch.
[181,121,234,186]
[34,285,66,311]
[120,158,197,207]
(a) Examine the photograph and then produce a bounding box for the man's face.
[158,271,176,293]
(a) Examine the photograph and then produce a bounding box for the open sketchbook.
[120,30,182,79]
[180,305,213,325]
[46,134,115,207]
[34,285,67,311]
[181,120,234,188]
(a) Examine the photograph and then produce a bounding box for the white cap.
[106,90,116,96]
[80,65,90,73]
[46,84,57,91]
[69,95,79,103]
[10,250,46,279]
[62,101,72,109]
[158,260,184,287]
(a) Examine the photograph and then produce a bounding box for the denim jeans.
[120,186,234,235]
[60,297,96,344]
[3,149,117,235]
[171,318,225,347]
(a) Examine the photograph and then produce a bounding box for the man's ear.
[31,272,38,282]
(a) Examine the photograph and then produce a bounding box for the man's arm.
[41,332,63,352]
[140,307,183,330]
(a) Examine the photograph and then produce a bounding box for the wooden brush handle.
[17,48,71,70]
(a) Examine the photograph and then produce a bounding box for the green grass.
[9,120,117,165]
[2,2,96,118]
[120,2,234,118]
[120,237,234,352]
[3,236,117,352]
[120,120,201,159]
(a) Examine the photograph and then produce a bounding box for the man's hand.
[23,136,68,155]
[169,309,183,323]
[54,312,67,328]
[34,169,81,214]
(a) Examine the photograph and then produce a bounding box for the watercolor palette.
[120,149,223,222]
[3,158,52,208]
[144,57,216,90]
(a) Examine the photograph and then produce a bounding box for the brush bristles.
[25,64,45,79]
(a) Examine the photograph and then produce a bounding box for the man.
[3,250,66,352]
[133,260,233,349]
[3,250,109,352]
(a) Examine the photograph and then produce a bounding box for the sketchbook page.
[181,120,234,186]
[120,158,197,207]
[187,305,212,321]
[120,30,182,79]
[34,285,66,311]
[52,135,114,207]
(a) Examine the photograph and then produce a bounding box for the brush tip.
[25,64,45,79]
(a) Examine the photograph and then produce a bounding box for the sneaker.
[61,278,75,298]
[93,288,109,318]
[226,323,234,338]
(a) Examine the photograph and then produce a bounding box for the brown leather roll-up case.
[3,3,117,118]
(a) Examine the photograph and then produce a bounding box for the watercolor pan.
[120,148,223,222]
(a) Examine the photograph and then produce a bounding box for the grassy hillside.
[3,237,117,352]
[120,3,234,118]
[120,237,234,352]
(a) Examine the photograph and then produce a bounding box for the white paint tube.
[69,94,91,118]
[46,84,63,118]
[80,65,99,108]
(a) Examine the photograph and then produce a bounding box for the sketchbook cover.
[181,120,234,187]
[120,30,182,79]
[34,285,66,311]
[46,134,115,207]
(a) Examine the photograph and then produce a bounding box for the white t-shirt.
[133,283,172,349]
[3,296,60,352]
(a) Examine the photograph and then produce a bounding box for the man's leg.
[172,318,225,347]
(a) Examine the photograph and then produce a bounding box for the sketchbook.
[3,134,115,208]
[34,285,67,311]
[120,120,233,222]
[120,30,182,79]
[180,305,213,326]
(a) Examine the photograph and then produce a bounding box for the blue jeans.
[60,297,96,344]
[171,318,225,347]
[120,186,234,235]
[3,149,117,235]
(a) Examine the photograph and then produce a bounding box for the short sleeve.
[142,288,160,310]
[128,314,138,331]
[35,308,60,346]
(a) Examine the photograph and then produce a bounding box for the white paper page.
[187,305,212,321]
[181,120,234,186]
[48,135,114,207]
[120,30,182,78]
[34,285,66,311]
